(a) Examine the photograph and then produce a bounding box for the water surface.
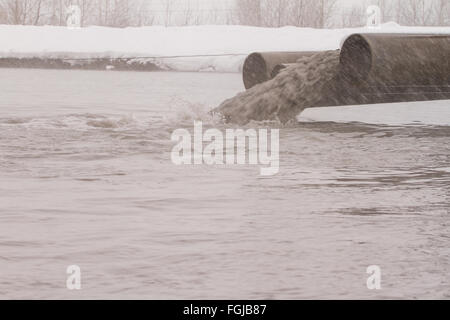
[0,68,449,299]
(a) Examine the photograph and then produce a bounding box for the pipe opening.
[271,63,290,79]
[340,34,372,83]
[243,53,268,90]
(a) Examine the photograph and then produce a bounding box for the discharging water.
[0,68,449,299]
[215,50,341,124]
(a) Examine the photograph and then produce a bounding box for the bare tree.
[161,0,174,27]
[32,0,42,25]
[180,0,192,25]
[315,0,337,28]
[265,0,289,27]
[341,4,365,27]
[235,0,262,26]
[339,0,449,27]
[398,0,434,25]
[2,0,26,24]
[111,0,132,27]
[235,0,338,28]
[432,0,450,25]
[0,0,44,25]
[0,2,7,23]
[74,0,94,27]
[288,0,308,27]
[135,0,155,26]
[0,0,447,28]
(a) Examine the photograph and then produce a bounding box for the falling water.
[214,50,341,124]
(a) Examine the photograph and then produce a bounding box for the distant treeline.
[0,0,449,28]
[237,0,449,27]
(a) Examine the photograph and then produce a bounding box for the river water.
[0,68,449,299]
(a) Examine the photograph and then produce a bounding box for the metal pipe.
[326,33,450,107]
[240,34,450,110]
[242,51,317,89]
[339,33,450,86]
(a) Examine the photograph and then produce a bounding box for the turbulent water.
[0,68,449,299]
[215,50,341,124]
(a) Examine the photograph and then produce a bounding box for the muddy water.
[215,50,341,124]
[0,68,449,299]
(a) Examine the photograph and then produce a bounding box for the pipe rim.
[243,52,268,89]
[340,34,373,83]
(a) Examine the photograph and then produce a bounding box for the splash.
[163,96,225,128]
[0,113,142,131]
[213,50,341,125]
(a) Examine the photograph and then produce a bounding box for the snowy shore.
[1,23,450,72]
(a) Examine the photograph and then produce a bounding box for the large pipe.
[240,34,450,109]
[339,33,450,86]
[242,51,317,89]
[217,34,450,124]
[332,33,450,106]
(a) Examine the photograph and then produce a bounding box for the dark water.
[0,68,449,299]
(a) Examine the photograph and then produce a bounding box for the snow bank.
[1,24,450,72]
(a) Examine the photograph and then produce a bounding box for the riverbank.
[0,57,162,71]
[1,24,450,72]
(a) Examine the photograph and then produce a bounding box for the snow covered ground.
[1,23,450,72]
